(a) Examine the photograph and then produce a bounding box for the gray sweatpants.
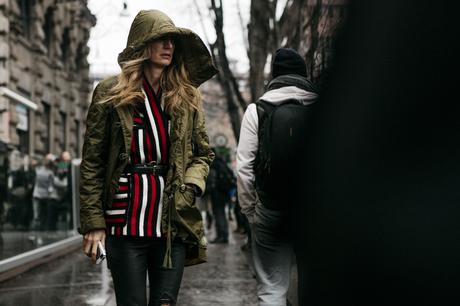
[251,203,293,306]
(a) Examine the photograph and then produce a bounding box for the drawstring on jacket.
[162,192,174,269]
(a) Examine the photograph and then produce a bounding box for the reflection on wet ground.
[0,228,257,305]
[178,234,257,306]
[0,247,113,306]
[0,231,73,261]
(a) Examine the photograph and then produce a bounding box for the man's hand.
[83,229,106,264]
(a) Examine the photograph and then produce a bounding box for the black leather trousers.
[106,236,186,306]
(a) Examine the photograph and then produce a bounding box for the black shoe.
[210,237,228,244]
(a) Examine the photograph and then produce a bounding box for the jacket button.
[179,184,186,192]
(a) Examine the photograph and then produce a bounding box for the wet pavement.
[0,230,74,261]
[0,225,257,306]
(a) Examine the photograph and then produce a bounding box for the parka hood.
[259,74,318,106]
[118,10,218,87]
[259,86,318,106]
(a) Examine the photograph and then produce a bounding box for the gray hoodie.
[236,84,318,222]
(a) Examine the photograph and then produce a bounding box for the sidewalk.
[0,230,74,261]
[0,222,257,306]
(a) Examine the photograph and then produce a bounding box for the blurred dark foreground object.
[294,1,460,305]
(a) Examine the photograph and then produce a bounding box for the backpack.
[254,99,312,210]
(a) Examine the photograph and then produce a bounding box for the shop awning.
[0,87,38,111]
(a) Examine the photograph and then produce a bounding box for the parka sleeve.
[183,104,215,195]
[78,84,110,234]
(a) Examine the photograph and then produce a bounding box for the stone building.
[200,77,238,151]
[0,0,95,163]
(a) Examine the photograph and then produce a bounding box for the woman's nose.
[164,39,174,49]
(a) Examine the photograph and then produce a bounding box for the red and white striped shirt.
[105,78,170,238]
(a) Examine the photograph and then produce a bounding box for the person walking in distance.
[208,151,236,244]
[55,151,72,228]
[32,155,54,232]
[237,48,318,306]
[79,10,217,306]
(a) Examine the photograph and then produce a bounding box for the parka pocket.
[105,175,130,226]
[174,184,203,235]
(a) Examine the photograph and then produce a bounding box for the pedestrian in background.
[55,151,72,229]
[237,48,318,306]
[29,154,55,244]
[46,154,61,232]
[79,9,216,306]
[208,151,236,244]
[32,155,54,232]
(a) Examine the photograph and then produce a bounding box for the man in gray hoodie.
[237,48,318,305]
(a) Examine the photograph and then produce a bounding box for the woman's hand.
[186,183,200,196]
[83,229,106,264]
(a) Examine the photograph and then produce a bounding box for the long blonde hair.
[101,44,201,114]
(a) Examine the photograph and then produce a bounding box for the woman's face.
[149,36,175,68]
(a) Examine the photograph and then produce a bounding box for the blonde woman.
[79,10,217,306]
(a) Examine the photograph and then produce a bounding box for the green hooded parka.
[79,10,218,267]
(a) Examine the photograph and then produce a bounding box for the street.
[0,229,257,306]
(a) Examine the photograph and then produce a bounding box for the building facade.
[0,0,95,161]
[0,0,94,279]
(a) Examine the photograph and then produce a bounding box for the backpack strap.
[254,100,275,201]
[255,100,275,141]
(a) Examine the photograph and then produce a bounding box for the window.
[42,102,51,153]
[61,27,70,66]
[16,104,29,154]
[75,42,85,72]
[43,7,54,54]
[15,88,31,154]
[18,0,32,37]
[59,111,67,151]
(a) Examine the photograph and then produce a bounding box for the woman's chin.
[151,60,172,68]
[151,60,171,68]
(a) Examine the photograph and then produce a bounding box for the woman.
[79,10,217,306]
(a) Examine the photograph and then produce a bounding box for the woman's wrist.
[185,183,200,196]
